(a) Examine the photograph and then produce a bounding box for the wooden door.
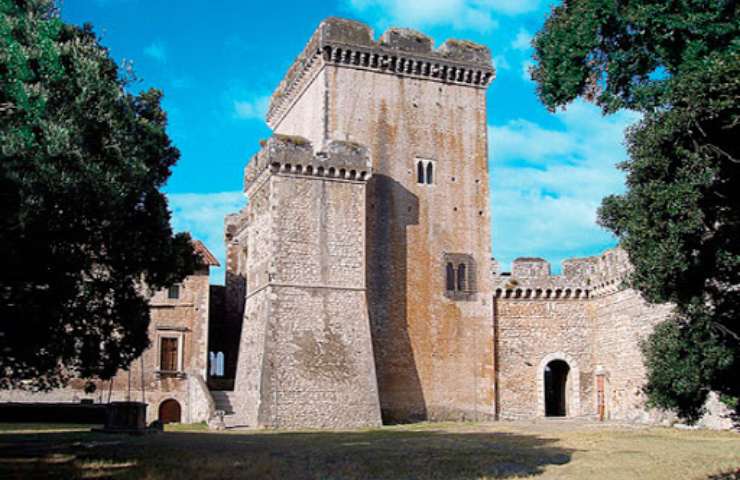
[159,399,181,424]
[596,374,606,421]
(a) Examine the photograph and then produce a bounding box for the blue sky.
[62,0,638,283]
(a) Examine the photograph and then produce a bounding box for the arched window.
[417,160,425,184]
[209,352,216,376]
[216,352,225,377]
[445,263,455,291]
[426,162,434,184]
[457,263,467,291]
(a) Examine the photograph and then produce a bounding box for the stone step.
[210,390,236,414]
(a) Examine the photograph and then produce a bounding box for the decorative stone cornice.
[493,282,591,300]
[243,135,372,194]
[266,17,495,128]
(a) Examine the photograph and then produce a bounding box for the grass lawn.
[0,420,737,479]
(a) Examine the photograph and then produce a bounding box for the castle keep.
[2,18,731,429]
[224,18,496,427]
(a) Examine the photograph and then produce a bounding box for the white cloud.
[233,95,270,121]
[143,41,167,63]
[520,59,535,82]
[346,0,541,31]
[511,28,533,50]
[168,191,245,284]
[482,0,541,15]
[493,55,510,71]
[489,101,641,272]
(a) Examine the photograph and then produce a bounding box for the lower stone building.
[492,250,672,423]
[0,240,220,425]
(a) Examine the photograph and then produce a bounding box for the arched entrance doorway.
[544,360,570,416]
[159,399,181,423]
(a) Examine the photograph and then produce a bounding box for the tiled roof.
[193,240,220,267]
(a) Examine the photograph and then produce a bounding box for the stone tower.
[229,136,382,429]
[265,18,497,422]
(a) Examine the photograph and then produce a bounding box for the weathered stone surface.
[229,136,381,429]
[266,17,494,129]
[491,248,727,425]
[437,39,493,66]
[380,28,433,53]
[512,257,551,278]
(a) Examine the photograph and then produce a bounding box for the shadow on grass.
[0,427,575,479]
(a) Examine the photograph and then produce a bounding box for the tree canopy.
[0,0,197,391]
[533,0,739,421]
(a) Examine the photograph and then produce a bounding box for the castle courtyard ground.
[1,420,738,479]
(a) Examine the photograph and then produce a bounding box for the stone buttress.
[229,135,382,429]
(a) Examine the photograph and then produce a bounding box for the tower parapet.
[244,135,372,194]
[267,17,494,128]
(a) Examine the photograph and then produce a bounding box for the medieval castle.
[2,18,730,429]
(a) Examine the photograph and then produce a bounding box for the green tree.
[532,0,739,421]
[0,0,197,391]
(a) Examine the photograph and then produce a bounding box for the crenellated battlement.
[491,248,633,300]
[267,17,495,127]
[588,248,632,297]
[243,134,372,194]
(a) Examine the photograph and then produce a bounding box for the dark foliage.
[0,0,197,390]
[533,0,739,420]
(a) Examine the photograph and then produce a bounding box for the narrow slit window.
[209,352,217,376]
[457,263,467,291]
[216,352,225,377]
[446,263,455,291]
[168,285,180,299]
[417,161,425,184]
[426,162,434,184]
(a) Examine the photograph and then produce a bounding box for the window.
[209,351,225,377]
[443,253,477,300]
[415,158,435,185]
[168,285,180,299]
[216,352,225,377]
[160,337,179,371]
[445,263,455,291]
[457,263,467,291]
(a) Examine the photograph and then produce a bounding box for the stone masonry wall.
[229,153,275,426]
[268,17,496,423]
[494,297,596,419]
[231,136,382,429]
[593,288,673,423]
[492,251,673,423]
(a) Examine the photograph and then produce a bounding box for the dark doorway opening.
[158,399,181,424]
[544,360,569,417]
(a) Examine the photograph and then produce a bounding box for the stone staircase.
[209,390,250,428]
[210,390,236,415]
